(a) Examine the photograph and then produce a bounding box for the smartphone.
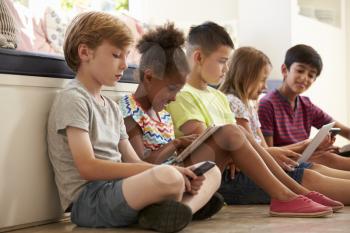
[330,128,341,137]
[192,161,216,176]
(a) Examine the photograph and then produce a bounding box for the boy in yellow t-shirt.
[170,83,234,137]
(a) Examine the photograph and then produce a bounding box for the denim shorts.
[70,180,138,228]
[218,162,312,205]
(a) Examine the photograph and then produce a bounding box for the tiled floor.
[6,205,350,233]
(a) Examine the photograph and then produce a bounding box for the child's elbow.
[76,163,96,180]
[79,170,93,180]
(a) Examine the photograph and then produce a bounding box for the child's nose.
[300,73,310,82]
[263,82,268,90]
[223,62,228,73]
[120,57,128,70]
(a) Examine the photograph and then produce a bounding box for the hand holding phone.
[191,161,216,177]
[330,128,341,137]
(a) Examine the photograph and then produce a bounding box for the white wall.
[237,0,292,80]
[129,0,238,27]
[292,2,347,125]
[292,0,348,144]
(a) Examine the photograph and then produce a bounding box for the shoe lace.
[311,191,325,198]
[300,196,312,203]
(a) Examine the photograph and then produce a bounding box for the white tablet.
[298,122,335,163]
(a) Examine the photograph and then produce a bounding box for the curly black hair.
[137,23,189,80]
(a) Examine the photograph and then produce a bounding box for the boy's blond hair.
[64,11,133,72]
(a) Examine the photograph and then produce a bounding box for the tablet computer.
[298,122,335,163]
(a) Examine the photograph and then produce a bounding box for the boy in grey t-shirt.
[47,79,128,212]
[47,11,219,232]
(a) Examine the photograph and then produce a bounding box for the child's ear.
[78,44,91,62]
[193,49,203,65]
[281,64,288,80]
[143,69,153,85]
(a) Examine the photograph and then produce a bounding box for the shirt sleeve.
[117,106,129,140]
[227,95,250,121]
[166,91,206,130]
[258,97,275,136]
[309,100,333,129]
[55,91,90,136]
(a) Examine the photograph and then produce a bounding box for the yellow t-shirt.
[167,83,235,137]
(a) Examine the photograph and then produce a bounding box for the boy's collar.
[276,89,299,109]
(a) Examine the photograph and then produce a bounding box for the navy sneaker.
[192,192,224,220]
[138,200,192,233]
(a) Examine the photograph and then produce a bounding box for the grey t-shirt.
[47,79,128,211]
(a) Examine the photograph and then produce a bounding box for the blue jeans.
[218,162,312,205]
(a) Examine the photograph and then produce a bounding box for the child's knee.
[151,165,185,194]
[222,124,240,132]
[217,124,246,150]
[310,163,326,171]
[301,169,324,186]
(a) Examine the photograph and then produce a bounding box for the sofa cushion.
[0,0,17,49]
[0,48,138,82]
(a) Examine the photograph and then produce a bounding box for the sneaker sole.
[332,205,344,212]
[269,209,333,218]
[193,192,224,221]
[138,200,192,233]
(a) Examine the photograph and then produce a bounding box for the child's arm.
[257,126,306,156]
[124,116,199,164]
[67,127,154,180]
[334,121,350,141]
[258,98,275,146]
[256,128,269,148]
[124,116,191,164]
[236,117,269,147]
[117,130,201,193]
[118,138,144,163]
[237,118,300,171]
[179,120,207,135]
[262,130,311,153]
[263,135,274,147]
[280,140,311,153]
[265,147,301,171]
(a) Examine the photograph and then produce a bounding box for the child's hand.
[226,161,240,179]
[187,175,205,195]
[187,164,206,195]
[327,145,340,153]
[317,134,334,151]
[330,133,337,144]
[173,134,199,153]
[267,147,300,171]
[174,166,197,193]
[174,165,205,195]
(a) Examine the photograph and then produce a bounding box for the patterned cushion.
[43,6,67,54]
[0,0,17,49]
